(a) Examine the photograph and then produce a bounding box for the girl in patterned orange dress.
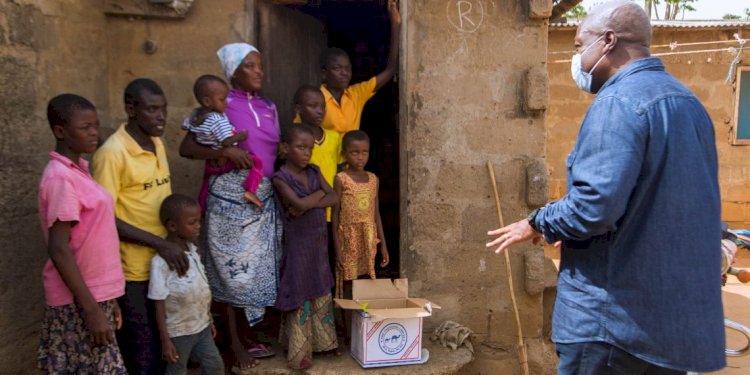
[331,130,390,300]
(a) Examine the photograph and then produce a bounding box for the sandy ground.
[545,245,750,374]
[710,251,750,374]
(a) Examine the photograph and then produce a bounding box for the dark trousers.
[116,281,161,375]
[556,342,687,375]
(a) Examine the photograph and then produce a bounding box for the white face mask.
[571,35,608,93]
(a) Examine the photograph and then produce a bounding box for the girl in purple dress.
[272,126,339,370]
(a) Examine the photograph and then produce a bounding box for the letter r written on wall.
[447,0,485,33]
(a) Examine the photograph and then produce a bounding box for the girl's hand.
[83,304,115,346]
[211,323,217,338]
[113,300,123,330]
[379,247,390,268]
[161,338,179,363]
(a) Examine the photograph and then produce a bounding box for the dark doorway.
[285,0,401,278]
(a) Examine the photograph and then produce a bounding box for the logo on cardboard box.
[378,323,407,355]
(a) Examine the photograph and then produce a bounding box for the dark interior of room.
[287,0,401,278]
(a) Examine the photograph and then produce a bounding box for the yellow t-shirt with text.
[92,125,171,281]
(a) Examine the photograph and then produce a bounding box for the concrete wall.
[104,0,254,199]
[0,0,254,371]
[547,26,750,229]
[401,1,554,373]
[0,1,110,371]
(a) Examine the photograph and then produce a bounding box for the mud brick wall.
[401,1,554,373]
[547,26,750,228]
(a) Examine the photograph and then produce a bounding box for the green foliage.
[564,4,587,19]
[645,0,697,20]
[724,14,742,20]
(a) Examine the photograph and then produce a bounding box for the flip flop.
[247,343,275,358]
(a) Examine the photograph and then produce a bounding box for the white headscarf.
[216,43,259,80]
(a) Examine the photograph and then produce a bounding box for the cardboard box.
[334,279,439,368]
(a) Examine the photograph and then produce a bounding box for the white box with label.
[335,279,439,368]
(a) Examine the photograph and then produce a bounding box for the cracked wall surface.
[402,1,554,373]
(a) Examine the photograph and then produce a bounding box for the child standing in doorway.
[315,0,401,135]
[148,194,224,375]
[293,84,342,284]
[272,126,340,370]
[184,74,264,208]
[294,84,341,206]
[332,130,389,299]
[37,94,127,374]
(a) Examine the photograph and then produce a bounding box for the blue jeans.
[165,326,224,375]
[556,342,687,375]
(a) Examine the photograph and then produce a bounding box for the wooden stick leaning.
[487,160,530,375]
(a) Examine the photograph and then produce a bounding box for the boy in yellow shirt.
[317,0,401,135]
[92,78,188,374]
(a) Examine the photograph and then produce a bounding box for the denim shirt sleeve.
[536,96,648,243]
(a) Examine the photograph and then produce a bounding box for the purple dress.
[273,164,334,312]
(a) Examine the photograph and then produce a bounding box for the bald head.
[581,0,652,48]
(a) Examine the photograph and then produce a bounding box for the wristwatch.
[527,207,543,233]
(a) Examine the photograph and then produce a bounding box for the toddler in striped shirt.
[184,74,263,208]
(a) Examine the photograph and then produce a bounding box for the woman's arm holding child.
[179,132,253,169]
[48,220,118,346]
[272,177,325,214]
[374,178,389,267]
[154,300,178,363]
[332,177,344,269]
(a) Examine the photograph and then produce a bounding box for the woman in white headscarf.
[180,43,281,370]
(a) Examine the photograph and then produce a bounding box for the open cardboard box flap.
[334,279,440,322]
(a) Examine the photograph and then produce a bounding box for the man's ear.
[603,30,618,52]
[52,124,65,141]
[125,102,136,119]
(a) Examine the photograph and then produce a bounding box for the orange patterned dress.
[335,171,380,298]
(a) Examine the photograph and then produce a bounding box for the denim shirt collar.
[598,57,664,94]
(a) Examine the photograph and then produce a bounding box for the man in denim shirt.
[487,1,724,373]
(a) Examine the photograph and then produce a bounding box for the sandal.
[247,343,276,358]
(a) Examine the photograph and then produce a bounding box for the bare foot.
[231,342,259,371]
[244,192,263,208]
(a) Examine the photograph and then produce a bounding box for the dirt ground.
[546,245,750,375]
[710,250,750,374]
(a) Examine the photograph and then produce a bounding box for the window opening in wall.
[733,66,750,145]
[285,0,401,278]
